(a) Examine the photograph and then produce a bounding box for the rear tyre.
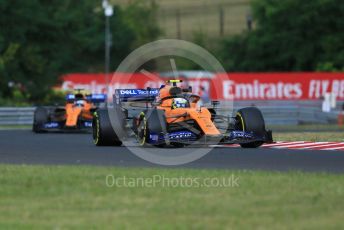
[32,107,48,133]
[93,109,122,146]
[236,107,266,148]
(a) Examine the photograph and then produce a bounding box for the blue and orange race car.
[92,80,273,148]
[33,90,106,133]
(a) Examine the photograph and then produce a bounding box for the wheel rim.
[93,113,99,144]
[236,112,245,131]
[137,114,147,146]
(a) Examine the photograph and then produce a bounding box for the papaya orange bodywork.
[157,85,221,136]
[65,101,94,127]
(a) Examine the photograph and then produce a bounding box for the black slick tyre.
[236,107,266,148]
[32,107,48,133]
[93,109,122,146]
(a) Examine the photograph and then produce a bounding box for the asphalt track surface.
[0,130,344,172]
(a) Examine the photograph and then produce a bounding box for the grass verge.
[269,124,344,132]
[0,125,31,130]
[274,132,344,142]
[0,165,343,229]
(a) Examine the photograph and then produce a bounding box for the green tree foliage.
[119,0,162,71]
[0,0,160,103]
[219,0,344,71]
[122,0,162,48]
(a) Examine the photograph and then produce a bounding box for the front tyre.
[32,107,48,133]
[93,109,122,146]
[236,107,266,148]
[136,109,167,147]
[137,112,148,146]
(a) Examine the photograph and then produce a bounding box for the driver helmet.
[75,100,85,107]
[171,98,188,109]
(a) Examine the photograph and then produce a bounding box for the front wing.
[38,120,93,132]
[146,130,273,146]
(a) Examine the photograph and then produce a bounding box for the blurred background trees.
[0,0,160,103]
[0,0,343,104]
[219,0,344,72]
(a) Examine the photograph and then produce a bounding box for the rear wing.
[86,94,107,103]
[66,94,107,103]
[113,88,159,104]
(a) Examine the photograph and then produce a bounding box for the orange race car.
[32,90,106,133]
[92,80,273,147]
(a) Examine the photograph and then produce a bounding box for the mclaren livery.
[33,90,106,132]
[93,80,273,148]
